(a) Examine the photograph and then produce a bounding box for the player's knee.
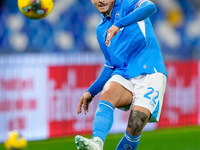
[100,90,118,107]
[128,110,149,136]
[100,89,111,100]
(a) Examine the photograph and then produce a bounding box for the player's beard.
[97,1,115,16]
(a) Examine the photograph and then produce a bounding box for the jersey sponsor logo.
[115,11,120,19]
[103,30,107,38]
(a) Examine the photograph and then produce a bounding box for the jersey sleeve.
[87,65,114,97]
[96,27,114,68]
[135,0,148,9]
[114,0,157,29]
[123,0,140,14]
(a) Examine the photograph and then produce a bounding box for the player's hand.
[105,25,119,46]
[77,92,93,115]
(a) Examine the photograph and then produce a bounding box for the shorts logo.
[124,144,132,150]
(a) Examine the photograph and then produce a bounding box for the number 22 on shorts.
[144,87,159,107]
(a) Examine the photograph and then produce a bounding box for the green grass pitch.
[1,126,200,150]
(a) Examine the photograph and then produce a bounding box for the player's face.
[91,0,115,16]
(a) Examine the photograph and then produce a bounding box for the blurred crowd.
[0,0,200,60]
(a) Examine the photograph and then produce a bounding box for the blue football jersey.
[96,0,167,79]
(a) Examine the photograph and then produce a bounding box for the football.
[18,0,54,19]
[4,131,27,150]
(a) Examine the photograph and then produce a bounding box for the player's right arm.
[77,19,114,115]
[77,91,93,115]
[77,65,114,115]
[87,65,114,97]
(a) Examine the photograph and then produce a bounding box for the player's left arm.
[105,0,157,46]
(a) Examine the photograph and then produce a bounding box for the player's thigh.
[100,81,133,108]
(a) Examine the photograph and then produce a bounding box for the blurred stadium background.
[1,0,200,149]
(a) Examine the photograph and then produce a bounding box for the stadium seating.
[0,0,200,59]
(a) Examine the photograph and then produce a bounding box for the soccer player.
[75,0,167,149]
